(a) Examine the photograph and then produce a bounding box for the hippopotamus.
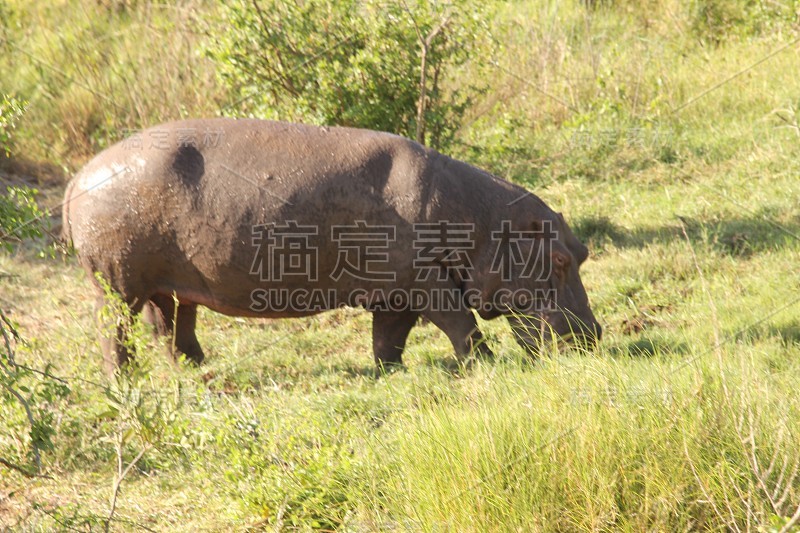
[62,118,601,374]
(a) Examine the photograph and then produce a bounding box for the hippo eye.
[553,251,570,270]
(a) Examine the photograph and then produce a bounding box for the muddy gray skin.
[63,118,601,375]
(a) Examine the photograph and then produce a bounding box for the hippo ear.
[554,211,590,265]
[574,241,589,264]
[536,216,557,242]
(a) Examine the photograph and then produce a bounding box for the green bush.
[0,1,220,168]
[0,93,25,157]
[0,310,70,477]
[1,95,44,250]
[0,186,44,250]
[691,0,800,43]
[208,0,492,150]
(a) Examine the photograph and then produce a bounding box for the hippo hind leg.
[146,293,205,365]
[372,310,419,375]
[96,292,146,375]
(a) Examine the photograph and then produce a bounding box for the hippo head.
[470,208,601,355]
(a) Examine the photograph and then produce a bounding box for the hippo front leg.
[372,310,420,374]
[423,309,494,362]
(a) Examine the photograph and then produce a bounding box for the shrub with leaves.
[218,404,362,529]
[0,186,45,251]
[691,0,800,44]
[0,94,62,479]
[208,0,492,150]
[1,94,45,251]
[95,275,188,528]
[0,94,26,157]
[0,311,70,477]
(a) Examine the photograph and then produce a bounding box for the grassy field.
[2,0,800,530]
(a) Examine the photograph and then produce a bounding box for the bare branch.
[398,1,453,145]
[0,308,17,365]
[106,442,150,533]
[779,504,800,533]
[0,311,42,473]
[0,457,39,478]
[0,382,41,472]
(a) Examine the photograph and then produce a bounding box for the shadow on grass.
[765,322,800,344]
[418,350,533,377]
[0,154,65,187]
[739,320,800,345]
[310,361,379,379]
[608,337,689,358]
[418,354,469,377]
[573,211,800,256]
[201,358,378,395]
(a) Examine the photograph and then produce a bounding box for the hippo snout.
[568,317,602,349]
[507,312,602,356]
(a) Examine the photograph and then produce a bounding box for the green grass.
[2,0,800,530]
